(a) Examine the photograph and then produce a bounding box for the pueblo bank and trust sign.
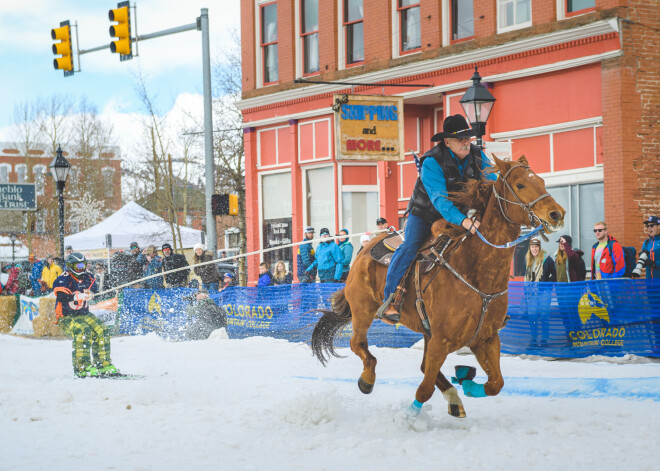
[0,184,37,210]
[335,94,404,162]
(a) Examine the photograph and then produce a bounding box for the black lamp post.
[9,233,16,264]
[49,145,71,261]
[459,66,496,149]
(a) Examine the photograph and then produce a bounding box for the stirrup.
[376,293,400,323]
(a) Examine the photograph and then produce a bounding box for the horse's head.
[492,155,565,233]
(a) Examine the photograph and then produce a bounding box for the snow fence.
[118,279,660,358]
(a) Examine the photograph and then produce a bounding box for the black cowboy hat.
[431,114,478,142]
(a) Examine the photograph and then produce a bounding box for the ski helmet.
[66,252,87,278]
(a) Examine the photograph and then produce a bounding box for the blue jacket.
[141,256,164,289]
[258,272,272,287]
[307,241,343,281]
[421,149,497,225]
[641,234,660,279]
[338,240,354,275]
[297,239,316,277]
[30,260,45,292]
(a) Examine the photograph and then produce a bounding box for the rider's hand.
[461,218,480,234]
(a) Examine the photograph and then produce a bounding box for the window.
[33,165,46,196]
[0,164,10,183]
[344,0,364,65]
[35,209,46,233]
[451,0,474,41]
[261,2,278,84]
[497,0,531,33]
[67,166,79,197]
[301,0,319,75]
[262,172,292,265]
[102,167,115,197]
[566,0,595,16]
[398,0,421,53]
[305,166,335,233]
[15,164,27,183]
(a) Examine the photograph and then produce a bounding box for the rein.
[474,224,545,249]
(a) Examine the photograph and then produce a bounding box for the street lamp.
[49,145,71,261]
[9,233,16,264]
[459,66,496,149]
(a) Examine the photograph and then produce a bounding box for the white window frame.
[33,164,47,196]
[297,117,332,163]
[258,168,293,261]
[0,163,11,183]
[102,167,115,197]
[556,0,596,21]
[255,0,278,88]
[15,163,27,183]
[391,0,422,59]
[301,163,336,230]
[496,0,532,34]
[337,161,380,233]
[257,124,290,170]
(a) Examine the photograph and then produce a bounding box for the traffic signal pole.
[68,8,216,253]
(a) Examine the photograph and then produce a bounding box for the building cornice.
[238,19,619,113]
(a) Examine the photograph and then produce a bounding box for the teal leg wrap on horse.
[408,399,423,416]
[461,380,487,398]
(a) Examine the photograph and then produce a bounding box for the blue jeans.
[383,213,432,301]
[202,282,219,292]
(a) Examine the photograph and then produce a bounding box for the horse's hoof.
[448,403,466,418]
[358,377,374,394]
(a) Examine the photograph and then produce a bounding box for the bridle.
[492,163,551,228]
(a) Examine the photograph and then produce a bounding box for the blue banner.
[118,279,660,358]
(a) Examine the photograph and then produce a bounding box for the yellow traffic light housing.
[52,20,74,77]
[109,1,132,60]
[228,194,239,216]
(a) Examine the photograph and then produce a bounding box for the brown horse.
[311,155,565,418]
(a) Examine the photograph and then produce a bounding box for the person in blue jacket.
[29,254,45,296]
[378,115,497,321]
[257,262,272,287]
[297,226,316,282]
[337,229,354,282]
[306,228,344,282]
[638,215,660,279]
[137,245,164,289]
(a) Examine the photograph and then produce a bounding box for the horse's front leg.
[468,333,504,397]
[411,337,449,415]
[420,337,466,418]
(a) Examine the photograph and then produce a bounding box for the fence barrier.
[118,278,660,358]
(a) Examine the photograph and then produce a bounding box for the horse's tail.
[311,288,352,366]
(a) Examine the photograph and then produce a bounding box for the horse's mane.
[431,178,496,238]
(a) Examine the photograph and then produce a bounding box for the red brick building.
[0,142,123,260]
[238,0,659,283]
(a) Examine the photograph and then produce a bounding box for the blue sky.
[0,0,241,141]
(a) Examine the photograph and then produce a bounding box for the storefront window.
[342,190,379,261]
[305,167,335,233]
[262,172,292,265]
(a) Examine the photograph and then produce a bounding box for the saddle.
[370,230,454,337]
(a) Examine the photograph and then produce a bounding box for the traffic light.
[51,20,74,77]
[108,1,132,61]
[212,194,239,216]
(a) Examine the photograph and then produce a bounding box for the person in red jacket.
[591,221,625,279]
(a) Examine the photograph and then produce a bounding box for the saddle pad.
[370,233,402,266]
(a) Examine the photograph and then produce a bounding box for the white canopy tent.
[64,202,204,251]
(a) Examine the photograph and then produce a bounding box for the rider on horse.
[377,114,498,322]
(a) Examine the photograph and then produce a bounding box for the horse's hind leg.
[350,310,378,394]
[469,334,504,396]
[420,338,466,418]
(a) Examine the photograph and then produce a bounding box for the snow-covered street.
[1,333,658,471]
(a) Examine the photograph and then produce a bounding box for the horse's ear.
[517,155,529,167]
[492,155,510,173]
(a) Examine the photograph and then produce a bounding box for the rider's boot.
[376,292,401,324]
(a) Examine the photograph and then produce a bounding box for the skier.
[53,252,120,378]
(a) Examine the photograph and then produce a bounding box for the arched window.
[0,164,10,183]
[15,164,27,183]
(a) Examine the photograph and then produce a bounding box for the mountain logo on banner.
[578,290,610,324]
[148,293,162,316]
